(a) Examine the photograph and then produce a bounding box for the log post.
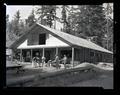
[20,49,22,62]
[43,48,45,57]
[72,47,74,67]
[56,47,58,55]
[11,49,14,64]
[31,49,32,62]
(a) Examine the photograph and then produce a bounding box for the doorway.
[45,50,51,63]
[60,50,72,58]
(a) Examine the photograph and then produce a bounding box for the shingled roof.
[9,22,113,54]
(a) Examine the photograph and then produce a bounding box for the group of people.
[32,53,46,68]
[32,53,68,69]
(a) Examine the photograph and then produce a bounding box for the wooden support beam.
[56,47,58,55]
[20,49,22,62]
[11,49,14,63]
[88,48,90,63]
[93,51,95,63]
[43,48,45,57]
[84,48,85,62]
[72,47,74,67]
[31,49,34,67]
[31,49,32,62]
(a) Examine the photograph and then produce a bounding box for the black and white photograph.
[6,4,113,88]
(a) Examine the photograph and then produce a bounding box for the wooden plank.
[31,49,32,62]
[6,65,22,69]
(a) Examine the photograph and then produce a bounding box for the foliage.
[6,10,27,43]
[102,3,113,51]
[67,5,107,47]
[61,5,70,32]
[12,10,21,36]
[6,14,9,25]
[26,9,36,27]
[36,5,58,28]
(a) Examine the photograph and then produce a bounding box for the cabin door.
[96,53,102,62]
[45,50,51,63]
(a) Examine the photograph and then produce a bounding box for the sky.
[6,5,63,30]
[6,4,113,30]
[6,5,35,21]
[6,5,63,21]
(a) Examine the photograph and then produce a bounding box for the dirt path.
[68,73,113,89]
[6,62,113,88]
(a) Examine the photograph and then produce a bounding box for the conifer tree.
[36,5,58,28]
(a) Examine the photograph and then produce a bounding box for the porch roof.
[17,45,70,49]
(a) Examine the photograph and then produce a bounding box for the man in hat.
[32,52,40,68]
[53,54,60,69]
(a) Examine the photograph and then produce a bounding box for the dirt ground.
[6,62,113,88]
[68,73,113,89]
[28,70,113,89]
[26,62,113,88]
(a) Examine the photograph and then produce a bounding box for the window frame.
[39,33,46,45]
[90,51,95,57]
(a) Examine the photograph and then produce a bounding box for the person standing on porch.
[36,53,40,67]
[32,53,40,68]
[54,54,60,69]
[32,56,37,68]
[62,55,68,69]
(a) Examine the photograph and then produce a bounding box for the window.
[39,33,46,45]
[90,51,94,57]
